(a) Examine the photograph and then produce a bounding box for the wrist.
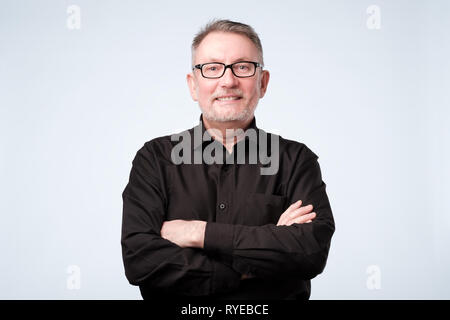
[191,220,206,248]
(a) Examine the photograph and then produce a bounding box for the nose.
[219,66,239,87]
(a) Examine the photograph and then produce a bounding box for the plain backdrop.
[1,0,449,299]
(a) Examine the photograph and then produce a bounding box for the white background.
[1,0,449,299]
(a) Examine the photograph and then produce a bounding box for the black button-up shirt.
[121,115,335,300]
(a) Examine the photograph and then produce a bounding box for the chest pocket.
[245,193,287,226]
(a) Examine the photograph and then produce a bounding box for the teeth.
[217,96,240,101]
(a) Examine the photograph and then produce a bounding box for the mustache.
[211,91,244,100]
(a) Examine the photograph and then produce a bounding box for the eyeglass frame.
[192,61,263,79]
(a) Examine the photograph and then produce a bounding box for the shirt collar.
[192,114,259,151]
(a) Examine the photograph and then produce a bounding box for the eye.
[204,64,221,72]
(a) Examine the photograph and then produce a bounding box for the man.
[121,19,335,299]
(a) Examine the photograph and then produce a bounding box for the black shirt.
[121,115,335,300]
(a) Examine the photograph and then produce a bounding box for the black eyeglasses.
[192,61,263,79]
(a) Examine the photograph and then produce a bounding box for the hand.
[160,220,206,248]
[241,273,256,280]
[276,200,316,226]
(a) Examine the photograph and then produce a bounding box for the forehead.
[195,31,259,63]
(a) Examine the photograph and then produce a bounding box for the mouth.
[215,96,242,102]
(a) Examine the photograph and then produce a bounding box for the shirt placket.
[215,160,233,223]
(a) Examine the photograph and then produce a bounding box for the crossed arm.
[160,200,316,249]
[121,142,335,296]
[160,201,316,280]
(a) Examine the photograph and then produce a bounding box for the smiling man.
[121,19,335,299]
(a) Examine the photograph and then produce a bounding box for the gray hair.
[191,19,264,67]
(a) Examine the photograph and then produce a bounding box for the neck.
[202,115,254,152]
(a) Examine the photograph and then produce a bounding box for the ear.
[258,70,270,99]
[186,72,198,101]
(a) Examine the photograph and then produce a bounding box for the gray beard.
[200,105,256,122]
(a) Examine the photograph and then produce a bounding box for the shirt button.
[219,203,226,210]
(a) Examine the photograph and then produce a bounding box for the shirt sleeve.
[203,145,335,280]
[121,142,241,296]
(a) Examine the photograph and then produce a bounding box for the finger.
[280,212,315,227]
[293,212,316,225]
[289,200,302,209]
[277,200,303,226]
[283,200,303,217]
[278,201,310,226]
[289,204,314,219]
[276,216,286,226]
[285,212,316,226]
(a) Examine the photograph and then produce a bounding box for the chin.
[200,99,258,122]
[202,107,252,122]
[201,108,246,122]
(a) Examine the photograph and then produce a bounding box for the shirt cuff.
[204,222,234,255]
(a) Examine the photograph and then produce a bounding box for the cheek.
[198,82,216,101]
[244,82,260,99]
